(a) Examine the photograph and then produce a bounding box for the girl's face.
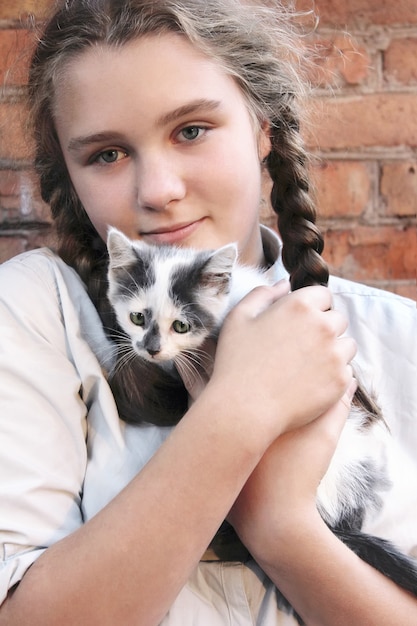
[54,33,271,266]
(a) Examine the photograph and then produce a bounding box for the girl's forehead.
[54,32,252,133]
[60,33,223,89]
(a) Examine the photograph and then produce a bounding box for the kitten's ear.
[200,244,237,294]
[107,228,137,268]
[205,244,238,274]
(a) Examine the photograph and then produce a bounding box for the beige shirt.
[0,229,416,624]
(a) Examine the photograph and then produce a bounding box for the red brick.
[306,93,417,150]
[364,281,415,300]
[0,168,50,222]
[0,101,33,160]
[312,160,371,218]
[306,34,371,88]
[322,225,416,281]
[27,227,55,250]
[384,38,417,86]
[0,30,34,87]
[0,169,21,197]
[0,235,27,263]
[0,228,54,264]
[296,0,417,27]
[391,283,416,301]
[381,162,417,217]
[0,0,52,20]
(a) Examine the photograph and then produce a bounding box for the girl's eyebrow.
[67,132,125,153]
[66,99,221,153]
[156,98,221,126]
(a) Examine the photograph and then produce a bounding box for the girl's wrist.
[232,500,323,568]
[257,506,325,569]
[199,376,286,456]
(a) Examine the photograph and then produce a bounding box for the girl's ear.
[258,119,271,162]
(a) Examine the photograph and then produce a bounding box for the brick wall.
[0,1,52,261]
[1,0,416,299]
[299,0,417,299]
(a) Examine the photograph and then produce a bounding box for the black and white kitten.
[105,227,270,427]
[105,227,417,623]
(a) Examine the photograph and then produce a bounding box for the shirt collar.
[260,224,289,283]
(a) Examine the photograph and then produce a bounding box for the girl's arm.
[0,283,355,626]
[229,395,417,626]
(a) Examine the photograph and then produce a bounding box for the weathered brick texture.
[0,101,32,160]
[381,162,417,217]
[384,38,417,86]
[0,0,416,299]
[296,0,417,28]
[0,168,49,222]
[324,225,416,282]
[296,0,417,299]
[310,161,373,218]
[0,29,33,86]
[306,93,417,150]
[0,0,51,21]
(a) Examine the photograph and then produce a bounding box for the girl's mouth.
[141,218,205,245]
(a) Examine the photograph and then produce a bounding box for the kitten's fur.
[106,228,417,624]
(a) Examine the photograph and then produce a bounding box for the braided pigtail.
[33,136,110,321]
[266,102,384,425]
[267,101,329,291]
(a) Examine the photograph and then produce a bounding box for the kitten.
[106,227,270,426]
[106,227,417,623]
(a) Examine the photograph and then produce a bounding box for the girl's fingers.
[231,279,290,318]
[237,284,332,316]
[235,283,349,340]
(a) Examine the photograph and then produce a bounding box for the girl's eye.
[94,149,127,164]
[130,312,145,326]
[172,320,191,334]
[178,126,205,143]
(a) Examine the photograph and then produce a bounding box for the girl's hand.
[228,380,357,560]
[207,281,356,449]
[181,280,291,403]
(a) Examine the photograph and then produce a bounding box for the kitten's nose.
[143,324,161,356]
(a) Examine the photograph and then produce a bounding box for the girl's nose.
[135,152,186,212]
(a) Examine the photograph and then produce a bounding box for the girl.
[0,1,416,624]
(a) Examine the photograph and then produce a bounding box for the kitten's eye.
[172,320,191,334]
[130,312,145,326]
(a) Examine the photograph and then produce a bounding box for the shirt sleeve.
[0,252,88,604]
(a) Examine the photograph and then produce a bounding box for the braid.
[266,103,384,424]
[267,102,329,291]
[36,150,110,315]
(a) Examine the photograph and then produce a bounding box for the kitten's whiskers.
[174,348,214,390]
